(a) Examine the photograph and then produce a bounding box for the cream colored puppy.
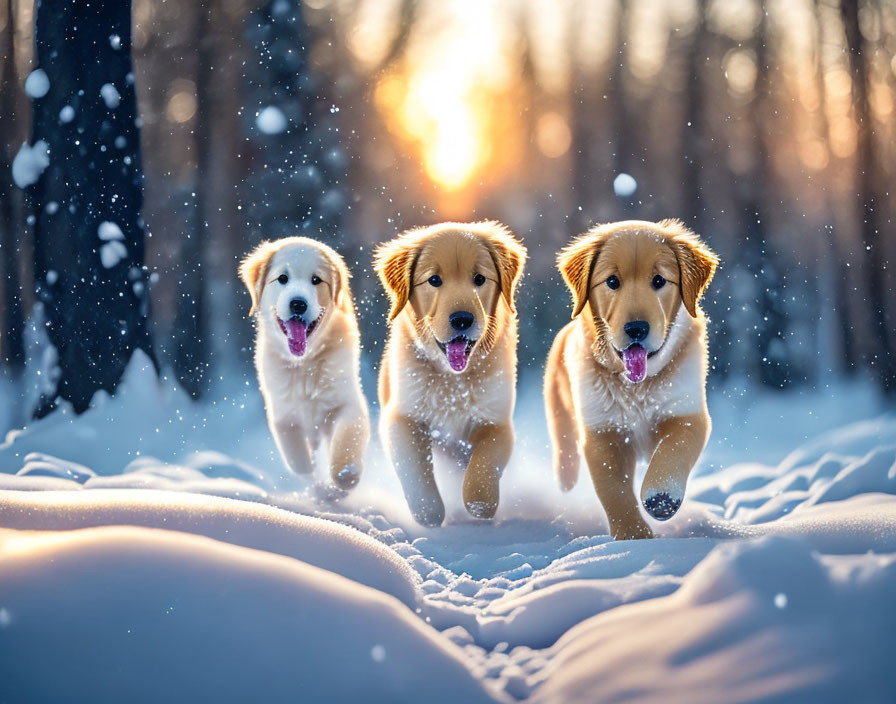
[375,222,527,526]
[545,220,719,539]
[240,237,369,489]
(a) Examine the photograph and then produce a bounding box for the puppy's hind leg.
[273,420,315,476]
[384,414,445,527]
[329,408,370,490]
[545,335,581,491]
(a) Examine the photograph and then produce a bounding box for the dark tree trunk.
[0,0,25,372]
[173,0,212,398]
[681,0,733,380]
[243,0,346,247]
[29,0,156,417]
[841,0,895,394]
[737,0,794,388]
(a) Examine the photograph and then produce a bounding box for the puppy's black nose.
[449,311,474,332]
[624,320,649,342]
[290,298,308,316]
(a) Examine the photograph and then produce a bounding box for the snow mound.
[0,526,498,703]
[0,488,418,608]
[0,362,894,701]
[535,536,896,704]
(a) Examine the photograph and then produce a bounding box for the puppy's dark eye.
[311,275,322,285]
[473,273,486,286]
[277,274,289,285]
[606,275,621,290]
[652,274,666,290]
[428,275,443,287]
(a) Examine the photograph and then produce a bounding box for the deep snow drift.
[0,353,894,702]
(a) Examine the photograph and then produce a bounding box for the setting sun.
[370,4,515,195]
[404,68,480,189]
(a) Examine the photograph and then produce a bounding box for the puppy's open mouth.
[436,335,475,372]
[615,343,658,384]
[277,312,322,358]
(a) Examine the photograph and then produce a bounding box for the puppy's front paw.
[462,465,500,520]
[411,498,446,528]
[612,520,654,540]
[332,463,360,490]
[465,500,497,520]
[643,491,682,521]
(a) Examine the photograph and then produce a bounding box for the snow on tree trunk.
[27,0,156,417]
[242,0,347,247]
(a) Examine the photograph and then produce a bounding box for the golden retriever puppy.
[374,222,527,526]
[545,219,719,540]
[240,237,370,490]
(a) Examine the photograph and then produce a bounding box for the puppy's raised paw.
[643,491,682,521]
[465,500,498,520]
[332,464,361,490]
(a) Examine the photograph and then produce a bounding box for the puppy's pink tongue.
[446,338,468,372]
[285,318,308,357]
[622,344,647,383]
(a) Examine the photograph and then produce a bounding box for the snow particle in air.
[109,34,122,50]
[101,83,121,109]
[370,645,386,663]
[12,140,50,188]
[774,592,787,609]
[0,607,11,628]
[25,69,50,98]
[613,173,637,198]
[256,105,287,135]
[98,221,128,268]
[98,221,125,241]
[59,105,75,123]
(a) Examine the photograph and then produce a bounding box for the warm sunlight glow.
[369,4,519,196]
[403,68,481,189]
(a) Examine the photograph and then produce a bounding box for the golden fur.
[374,221,527,525]
[545,219,719,539]
[240,237,370,489]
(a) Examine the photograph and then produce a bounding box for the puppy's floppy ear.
[661,219,719,317]
[374,233,418,321]
[323,246,352,309]
[557,230,604,318]
[239,241,275,316]
[485,223,527,313]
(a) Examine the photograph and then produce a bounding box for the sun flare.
[404,69,480,189]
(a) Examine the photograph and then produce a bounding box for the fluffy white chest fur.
[257,334,357,443]
[391,342,515,448]
[569,309,706,459]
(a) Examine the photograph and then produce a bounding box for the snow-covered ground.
[1,353,894,702]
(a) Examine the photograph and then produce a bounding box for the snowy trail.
[0,358,894,701]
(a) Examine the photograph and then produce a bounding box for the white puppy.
[239,237,369,489]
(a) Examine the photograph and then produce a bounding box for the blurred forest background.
[0,0,894,421]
